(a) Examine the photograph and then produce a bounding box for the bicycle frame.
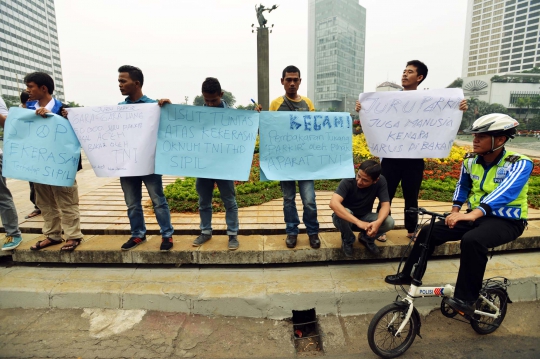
[391,208,503,336]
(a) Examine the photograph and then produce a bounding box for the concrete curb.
[1,253,538,319]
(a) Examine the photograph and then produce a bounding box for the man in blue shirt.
[116,65,175,252]
[191,77,240,250]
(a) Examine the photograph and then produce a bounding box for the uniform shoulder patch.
[505,155,521,163]
[464,152,476,159]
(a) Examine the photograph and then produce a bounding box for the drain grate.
[291,308,323,355]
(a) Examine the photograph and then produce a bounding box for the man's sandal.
[60,238,82,252]
[375,234,387,242]
[406,233,417,242]
[25,209,41,219]
[30,238,63,251]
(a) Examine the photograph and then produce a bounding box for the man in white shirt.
[0,97,23,250]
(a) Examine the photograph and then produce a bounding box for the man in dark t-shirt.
[329,160,394,257]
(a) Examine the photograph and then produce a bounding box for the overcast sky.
[55,0,468,107]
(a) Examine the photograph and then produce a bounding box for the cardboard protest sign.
[359,88,464,158]
[2,108,80,186]
[155,105,259,181]
[259,111,354,180]
[66,103,160,177]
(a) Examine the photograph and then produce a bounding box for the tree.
[222,90,236,107]
[236,103,256,110]
[192,90,236,107]
[327,106,339,112]
[67,101,82,107]
[515,97,532,123]
[461,99,508,130]
[446,78,463,88]
[193,95,204,106]
[1,95,19,108]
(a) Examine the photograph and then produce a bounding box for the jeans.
[332,209,395,245]
[196,178,238,235]
[0,153,21,237]
[120,174,174,238]
[280,180,319,235]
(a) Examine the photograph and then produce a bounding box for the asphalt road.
[0,301,538,358]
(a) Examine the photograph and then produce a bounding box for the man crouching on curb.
[329,160,394,257]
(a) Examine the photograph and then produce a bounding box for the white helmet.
[464,113,519,138]
[464,113,519,155]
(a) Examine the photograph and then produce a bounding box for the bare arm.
[0,113,6,128]
[329,193,368,231]
[366,201,391,236]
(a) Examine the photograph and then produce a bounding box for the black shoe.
[286,234,297,248]
[358,233,380,255]
[384,272,412,285]
[160,237,173,252]
[121,236,147,251]
[341,242,354,258]
[446,297,476,315]
[308,234,320,249]
[228,235,239,250]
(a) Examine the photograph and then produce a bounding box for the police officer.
[384,113,533,314]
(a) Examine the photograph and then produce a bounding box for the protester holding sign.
[330,161,394,257]
[23,72,84,252]
[0,97,24,251]
[191,78,240,250]
[356,60,468,240]
[115,65,175,252]
[269,65,320,249]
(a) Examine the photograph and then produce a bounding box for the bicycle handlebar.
[406,207,448,220]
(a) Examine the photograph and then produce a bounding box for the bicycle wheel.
[470,288,508,335]
[368,302,419,358]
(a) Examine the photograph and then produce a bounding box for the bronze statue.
[255,4,278,28]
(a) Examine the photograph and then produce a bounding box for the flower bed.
[164,134,540,212]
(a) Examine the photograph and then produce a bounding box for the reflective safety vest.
[461,151,532,220]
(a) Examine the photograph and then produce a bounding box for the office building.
[0,0,65,101]
[307,0,366,114]
[462,0,540,78]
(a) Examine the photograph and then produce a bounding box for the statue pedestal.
[257,27,270,111]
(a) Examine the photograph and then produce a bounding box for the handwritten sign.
[66,104,160,177]
[154,105,259,180]
[259,112,354,180]
[359,88,464,158]
[2,108,80,186]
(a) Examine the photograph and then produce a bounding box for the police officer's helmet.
[464,113,519,139]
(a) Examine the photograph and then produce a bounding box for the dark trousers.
[29,182,39,210]
[401,217,525,302]
[381,158,424,233]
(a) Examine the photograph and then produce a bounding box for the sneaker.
[358,233,380,255]
[2,235,23,251]
[160,237,173,252]
[121,236,146,251]
[228,235,239,250]
[308,234,321,249]
[193,233,212,247]
[285,234,297,248]
[341,242,354,258]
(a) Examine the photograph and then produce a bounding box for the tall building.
[462,0,540,78]
[461,0,540,108]
[0,0,65,102]
[307,0,366,114]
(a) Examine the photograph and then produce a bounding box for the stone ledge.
[8,227,540,264]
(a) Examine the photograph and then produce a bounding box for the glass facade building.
[462,0,540,78]
[307,0,366,114]
[0,0,65,101]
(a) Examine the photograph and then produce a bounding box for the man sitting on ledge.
[330,160,394,257]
